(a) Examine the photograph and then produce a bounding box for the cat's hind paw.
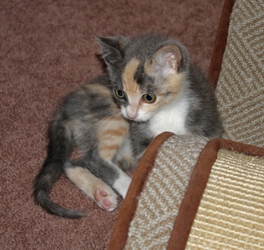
[64,166,118,212]
[94,188,118,212]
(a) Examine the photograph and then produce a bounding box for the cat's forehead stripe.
[122,58,141,94]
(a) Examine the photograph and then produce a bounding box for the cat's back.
[61,75,117,119]
[186,63,223,138]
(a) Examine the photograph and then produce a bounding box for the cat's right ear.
[96,36,128,66]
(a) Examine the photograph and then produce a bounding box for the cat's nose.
[126,111,138,120]
[126,107,138,120]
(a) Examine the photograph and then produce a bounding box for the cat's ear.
[96,36,128,65]
[146,45,182,78]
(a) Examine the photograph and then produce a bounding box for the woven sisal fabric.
[124,135,208,250]
[216,0,264,147]
[185,149,264,250]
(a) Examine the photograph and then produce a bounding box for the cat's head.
[97,35,189,122]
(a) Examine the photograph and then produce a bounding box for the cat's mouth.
[122,112,150,123]
[121,103,152,123]
[127,117,147,123]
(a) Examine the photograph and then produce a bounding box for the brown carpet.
[0,0,224,249]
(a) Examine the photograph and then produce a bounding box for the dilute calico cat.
[34,35,223,218]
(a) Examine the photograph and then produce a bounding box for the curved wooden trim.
[208,0,236,88]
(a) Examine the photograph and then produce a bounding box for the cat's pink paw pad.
[94,189,118,212]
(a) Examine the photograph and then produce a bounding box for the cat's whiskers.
[105,77,121,87]
[103,83,118,88]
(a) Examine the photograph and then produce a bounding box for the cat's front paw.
[93,187,118,212]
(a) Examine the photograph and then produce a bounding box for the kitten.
[34,35,223,218]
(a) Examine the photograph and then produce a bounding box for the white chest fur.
[149,97,189,137]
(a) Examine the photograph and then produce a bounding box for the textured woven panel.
[186,149,264,250]
[124,135,208,250]
[216,0,264,147]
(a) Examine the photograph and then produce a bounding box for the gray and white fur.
[34,35,223,218]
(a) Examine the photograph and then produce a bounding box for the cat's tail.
[33,116,85,219]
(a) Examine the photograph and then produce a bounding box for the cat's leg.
[64,162,118,212]
[95,117,132,198]
[76,154,132,199]
[111,166,131,198]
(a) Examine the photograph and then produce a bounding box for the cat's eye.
[115,90,125,99]
[142,94,156,103]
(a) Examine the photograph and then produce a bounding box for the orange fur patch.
[100,128,128,137]
[164,73,184,95]
[97,116,129,161]
[122,58,141,99]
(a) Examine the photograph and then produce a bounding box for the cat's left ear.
[147,45,182,78]
[96,36,128,66]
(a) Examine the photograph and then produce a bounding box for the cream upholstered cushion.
[216,0,264,147]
